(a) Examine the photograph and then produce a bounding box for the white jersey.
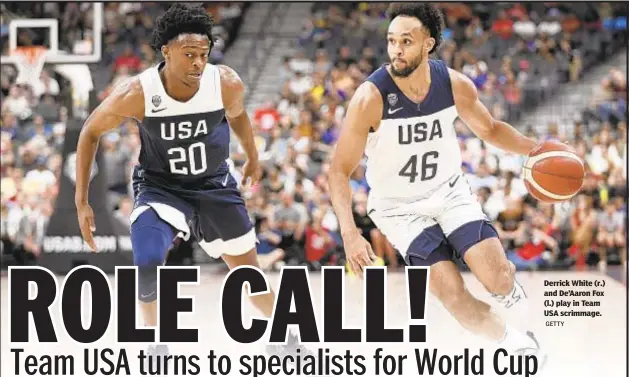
[138,61,223,118]
[364,60,462,200]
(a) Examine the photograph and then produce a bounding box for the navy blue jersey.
[130,62,254,252]
[136,61,230,190]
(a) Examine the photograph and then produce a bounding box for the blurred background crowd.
[1,3,627,275]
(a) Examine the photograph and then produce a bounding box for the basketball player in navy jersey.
[330,3,547,362]
[75,4,306,357]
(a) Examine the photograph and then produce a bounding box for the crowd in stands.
[1,3,627,274]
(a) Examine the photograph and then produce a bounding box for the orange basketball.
[522,141,585,203]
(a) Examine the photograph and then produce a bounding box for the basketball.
[522,140,585,203]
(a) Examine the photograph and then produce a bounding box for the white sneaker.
[514,331,548,372]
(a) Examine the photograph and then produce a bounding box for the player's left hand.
[241,158,262,188]
[343,229,378,279]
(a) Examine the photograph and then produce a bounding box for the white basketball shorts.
[367,173,496,265]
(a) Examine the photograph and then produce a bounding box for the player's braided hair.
[151,3,215,51]
[387,3,444,54]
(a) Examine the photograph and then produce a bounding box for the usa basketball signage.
[39,120,133,274]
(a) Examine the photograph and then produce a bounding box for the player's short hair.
[387,3,444,54]
[151,4,214,50]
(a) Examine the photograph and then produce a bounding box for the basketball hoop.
[10,46,49,86]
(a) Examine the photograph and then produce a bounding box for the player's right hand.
[76,202,97,252]
[342,230,377,279]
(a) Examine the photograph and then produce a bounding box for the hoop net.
[10,46,49,86]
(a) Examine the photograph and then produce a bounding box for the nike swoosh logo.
[151,108,167,113]
[388,107,403,115]
[449,176,460,188]
[141,291,155,299]
[222,174,229,186]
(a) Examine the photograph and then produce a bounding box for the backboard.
[1,3,103,65]
[1,3,104,118]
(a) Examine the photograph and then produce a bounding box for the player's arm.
[75,78,144,206]
[328,82,382,238]
[218,65,258,161]
[450,69,537,156]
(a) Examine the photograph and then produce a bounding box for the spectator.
[31,70,60,99]
[304,208,336,268]
[537,11,562,37]
[513,13,537,40]
[2,85,31,121]
[469,160,499,192]
[271,192,307,263]
[507,207,559,270]
[568,195,598,268]
[255,216,285,271]
[596,201,626,270]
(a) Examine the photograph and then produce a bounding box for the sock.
[497,323,537,353]
[494,278,530,314]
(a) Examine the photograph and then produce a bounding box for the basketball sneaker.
[146,344,170,358]
[514,331,548,372]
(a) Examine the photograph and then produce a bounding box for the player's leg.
[257,248,286,271]
[437,224,545,357]
[199,214,310,355]
[196,201,278,319]
[197,184,311,354]
[221,247,276,318]
[438,176,545,360]
[369,200,527,347]
[460,235,520,304]
[130,169,196,357]
[440,176,529,314]
[130,206,177,327]
[408,246,507,341]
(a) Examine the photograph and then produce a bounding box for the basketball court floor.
[1,268,626,377]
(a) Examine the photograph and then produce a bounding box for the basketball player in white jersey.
[75,4,308,357]
[329,3,547,361]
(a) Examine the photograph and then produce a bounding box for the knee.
[131,209,175,266]
[485,262,515,296]
[131,209,175,302]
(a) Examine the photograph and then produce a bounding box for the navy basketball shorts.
[367,173,498,266]
[130,168,256,259]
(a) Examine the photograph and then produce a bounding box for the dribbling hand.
[76,202,97,252]
[343,230,377,279]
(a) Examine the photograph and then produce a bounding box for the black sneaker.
[265,332,314,358]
